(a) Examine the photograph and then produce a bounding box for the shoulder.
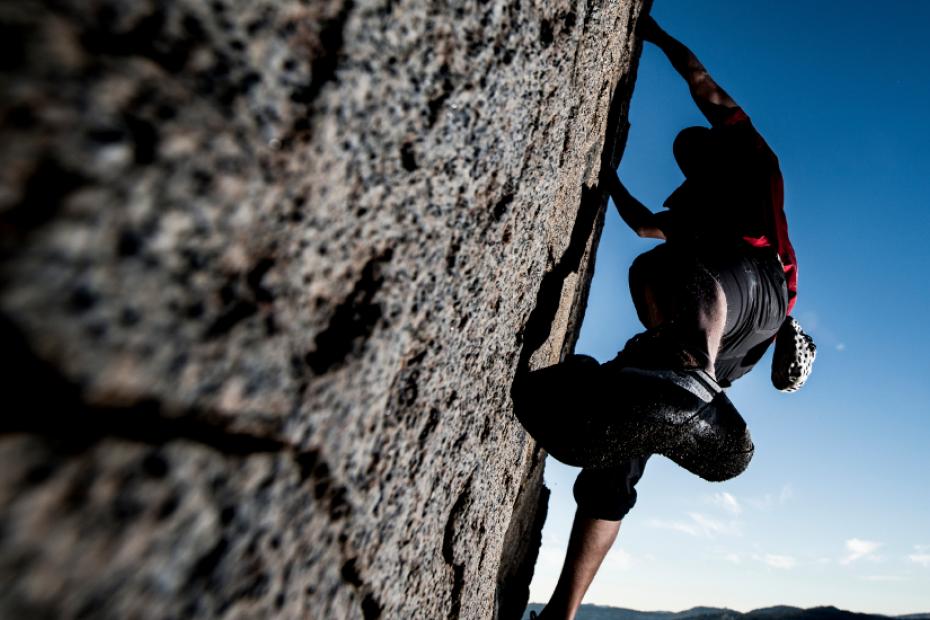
[713,107,779,167]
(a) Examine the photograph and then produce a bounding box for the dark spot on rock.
[427,74,454,127]
[295,450,319,483]
[264,313,277,336]
[341,558,362,587]
[204,299,257,339]
[170,352,189,373]
[275,592,285,609]
[125,115,159,165]
[480,417,492,441]
[81,8,193,73]
[445,238,461,272]
[182,248,206,270]
[185,301,205,319]
[220,505,236,525]
[289,2,352,107]
[75,593,107,620]
[304,248,392,374]
[182,14,205,38]
[141,451,168,478]
[156,104,177,120]
[239,571,270,599]
[24,462,55,485]
[493,192,514,221]
[2,158,86,235]
[241,71,261,93]
[190,537,229,583]
[87,127,126,144]
[5,104,36,129]
[0,20,29,72]
[400,141,417,172]
[329,485,349,520]
[157,494,180,520]
[417,408,441,446]
[562,9,577,30]
[117,228,142,257]
[246,257,275,303]
[362,593,382,620]
[85,322,107,340]
[540,19,554,47]
[312,462,331,499]
[269,535,281,550]
[69,286,98,313]
[112,493,142,522]
[192,169,213,195]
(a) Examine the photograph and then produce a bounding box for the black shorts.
[573,244,787,521]
[704,244,788,384]
[629,242,788,385]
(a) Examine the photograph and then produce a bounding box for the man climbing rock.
[514,15,814,620]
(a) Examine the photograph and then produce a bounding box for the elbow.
[636,226,667,241]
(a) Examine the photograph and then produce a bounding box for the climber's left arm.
[600,168,666,240]
[640,15,740,127]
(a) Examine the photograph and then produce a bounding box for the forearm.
[649,26,707,84]
[601,170,665,239]
[642,16,737,123]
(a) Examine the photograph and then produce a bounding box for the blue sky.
[528,0,930,614]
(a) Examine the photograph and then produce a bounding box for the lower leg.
[538,511,621,620]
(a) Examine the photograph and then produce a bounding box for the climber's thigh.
[629,244,692,329]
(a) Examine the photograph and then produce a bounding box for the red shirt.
[719,108,798,314]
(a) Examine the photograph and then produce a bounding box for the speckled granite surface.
[0,0,647,617]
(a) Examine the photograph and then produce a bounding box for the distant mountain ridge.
[523,604,930,620]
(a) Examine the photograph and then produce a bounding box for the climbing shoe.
[771,315,816,392]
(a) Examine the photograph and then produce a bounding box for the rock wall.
[0,0,647,618]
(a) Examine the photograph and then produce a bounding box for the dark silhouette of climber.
[515,15,814,620]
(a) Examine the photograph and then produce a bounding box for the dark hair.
[673,126,715,178]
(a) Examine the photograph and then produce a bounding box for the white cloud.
[759,554,797,569]
[647,518,700,537]
[861,575,907,582]
[747,484,794,511]
[709,491,742,516]
[779,484,794,503]
[835,343,846,352]
[647,512,740,538]
[724,553,742,564]
[842,538,882,564]
[908,553,930,567]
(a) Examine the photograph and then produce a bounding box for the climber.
[516,14,814,620]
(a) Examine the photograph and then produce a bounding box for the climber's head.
[673,126,716,178]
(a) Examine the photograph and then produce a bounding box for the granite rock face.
[0,0,647,617]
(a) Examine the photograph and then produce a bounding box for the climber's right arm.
[600,168,666,240]
[640,15,740,127]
